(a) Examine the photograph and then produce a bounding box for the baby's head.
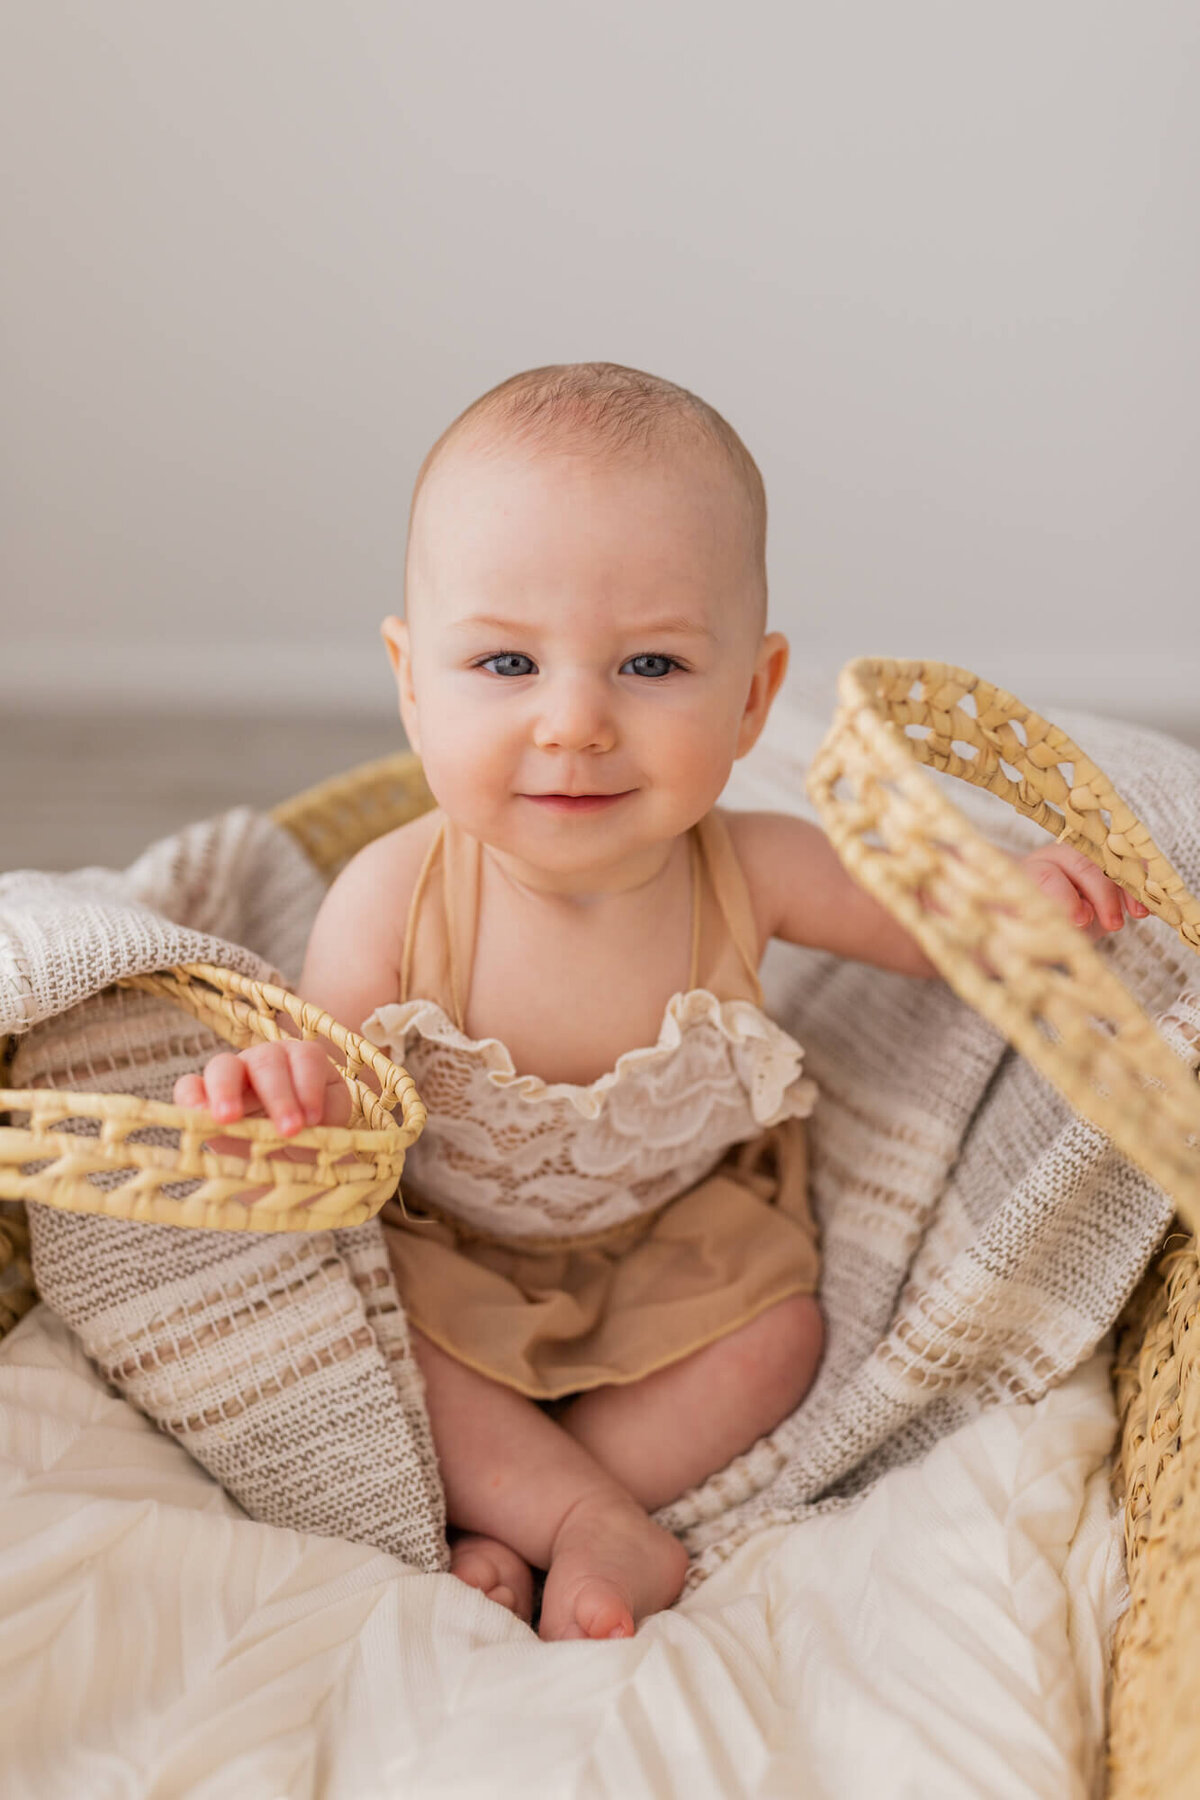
[382,362,789,878]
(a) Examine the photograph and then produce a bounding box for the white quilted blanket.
[0,1303,1125,1800]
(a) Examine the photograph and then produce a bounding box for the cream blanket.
[0,1301,1126,1799]
[2,705,1198,1579]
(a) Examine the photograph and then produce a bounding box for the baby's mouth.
[521,791,634,813]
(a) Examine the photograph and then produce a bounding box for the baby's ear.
[736,631,789,758]
[380,615,421,750]
[380,614,407,678]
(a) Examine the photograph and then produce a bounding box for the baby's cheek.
[417,715,513,812]
[656,719,739,797]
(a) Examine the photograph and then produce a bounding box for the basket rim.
[808,656,1200,1229]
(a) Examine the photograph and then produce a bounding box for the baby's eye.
[622,654,680,679]
[479,652,537,678]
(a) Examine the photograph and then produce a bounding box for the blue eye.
[480,653,536,677]
[622,654,679,679]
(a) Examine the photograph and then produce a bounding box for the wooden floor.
[0,709,408,872]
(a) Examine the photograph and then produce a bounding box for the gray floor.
[0,709,409,872]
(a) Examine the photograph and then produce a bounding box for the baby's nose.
[532,673,616,754]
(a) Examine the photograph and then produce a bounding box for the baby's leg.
[411,1328,688,1642]
[560,1294,823,1512]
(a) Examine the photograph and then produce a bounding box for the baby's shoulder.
[309,808,440,950]
[715,805,831,949]
[717,804,825,872]
[323,805,442,921]
[298,807,442,1022]
[342,805,442,893]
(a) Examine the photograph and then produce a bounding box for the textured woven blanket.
[2,708,1198,1581]
[0,809,447,1574]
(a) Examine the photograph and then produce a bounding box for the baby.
[176,362,1144,1642]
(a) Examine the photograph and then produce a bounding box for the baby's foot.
[538,1491,689,1642]
[449,1533,534,1623]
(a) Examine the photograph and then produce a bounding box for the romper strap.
[399,811,480,1030]
[399,816,445,1005]
[442,816,481,1032]
[691,810,765,1005]
[687,831,703,990]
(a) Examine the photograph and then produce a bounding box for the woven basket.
[0,752,435,1234]
[1,664,1198,1793]
[807,660,1200,1227]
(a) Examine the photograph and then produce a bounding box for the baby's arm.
[726,810,1148,976]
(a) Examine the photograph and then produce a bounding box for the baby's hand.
[1019,843,1150,938]
[173,1039,355,1144]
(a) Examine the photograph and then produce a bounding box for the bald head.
[404,362,768,625]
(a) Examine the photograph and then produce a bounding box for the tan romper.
[363,807,821,1401]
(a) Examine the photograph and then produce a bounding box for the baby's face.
[384,437,786,883]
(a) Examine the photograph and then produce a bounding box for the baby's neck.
[481,833,685,910]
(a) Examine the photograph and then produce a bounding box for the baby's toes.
[539,1563,637,1642]
[572,1578,635,1642]
[173,1074,205,1107]
[449,1534,534,1622]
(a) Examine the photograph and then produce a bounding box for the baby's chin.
[477,792,719,865]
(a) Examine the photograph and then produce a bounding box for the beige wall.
[3,4,1198,728]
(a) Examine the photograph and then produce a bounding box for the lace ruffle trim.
[363,988,817,1126]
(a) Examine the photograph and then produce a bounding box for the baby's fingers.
[199,1051,256,1124]
[170,1057,258,1161]
[241,1041,309,1136]
[1065,863,1129,934]
[173,1072,207,1109]
[1025,848,1136,935]
[1027,861,1095,930]
[284,1041,346,1128]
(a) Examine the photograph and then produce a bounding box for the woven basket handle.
[0,963,426,1232]
[119,962,417,1131]
[807,659,1200,1230]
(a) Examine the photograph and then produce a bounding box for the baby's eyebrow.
[634,614,718,643]
[447,614,532,636]
[449,612,717,643]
